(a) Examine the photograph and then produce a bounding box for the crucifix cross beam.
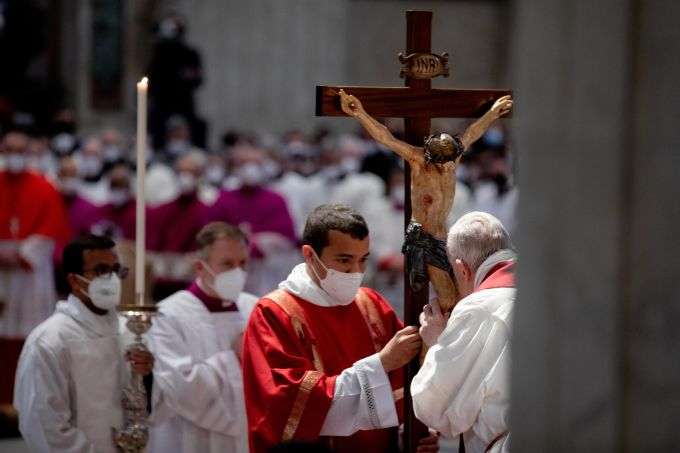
[316,86,510,119]
[315,10,511,453]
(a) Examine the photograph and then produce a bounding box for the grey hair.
[446,211,513,273]
[178,150,207,169]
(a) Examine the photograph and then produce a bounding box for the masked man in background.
[147,222,257,453]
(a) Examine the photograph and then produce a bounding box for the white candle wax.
[135,77,148,306]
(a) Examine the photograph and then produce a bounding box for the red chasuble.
[242,287,404,453]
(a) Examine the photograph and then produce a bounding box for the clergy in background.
[148,222,257,453]
[14,234,153,452]
[0,129,70,405]
[412,212,516,453]
[147,150,213,300]
[242,204,438,452]
[207,144,298,296]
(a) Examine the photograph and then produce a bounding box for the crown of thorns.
[423,133,464,164]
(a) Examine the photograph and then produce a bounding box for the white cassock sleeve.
[411,309,509,438]
[148,316,244,435]
[319,353,398,436]
[14,341,95,453]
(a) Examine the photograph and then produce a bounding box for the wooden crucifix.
[315,10,512,452]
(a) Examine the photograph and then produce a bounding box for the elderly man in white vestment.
[13,234,154,453]
[411,212,516,453]
[147,221,257,453]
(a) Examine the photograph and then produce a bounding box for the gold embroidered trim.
[355,288,387,352]
[282,370,323,442]
[266,290,325,372]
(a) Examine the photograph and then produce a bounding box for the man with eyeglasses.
[13,234,154,453]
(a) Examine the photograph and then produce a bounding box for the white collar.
[474,249,517,289]
[56,294,119,337]
[279,263,353,307]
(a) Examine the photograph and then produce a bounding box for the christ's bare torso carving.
[340,89,513,311]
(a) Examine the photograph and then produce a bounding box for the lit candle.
[135,77,148,306]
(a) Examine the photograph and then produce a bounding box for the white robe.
[279,263,399,436]
[0,236,57,337]
[411,256,515,453]
[271,172,326,237]
[147,288,258,453]
[13,295,129,453]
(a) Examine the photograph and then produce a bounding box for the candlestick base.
[112,305,158,453]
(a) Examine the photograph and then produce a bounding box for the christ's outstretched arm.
[460,95,513,150]
[339,90,422,165]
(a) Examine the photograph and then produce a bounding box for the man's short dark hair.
[302,204,369,255]
[62,234,116,276]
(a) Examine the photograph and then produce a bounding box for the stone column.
[510,0,680,451]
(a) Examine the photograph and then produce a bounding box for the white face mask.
[178,172,197,194]
[109,188,130,207]
[237,163,266,187]
[203,262,247,302]
[77,274,121,310]
[309,250,364,305]
[205,166,225,186]
[103,145,123,162]
[6,153,27,173]
[167,140,190,156]
[80,155,103,178]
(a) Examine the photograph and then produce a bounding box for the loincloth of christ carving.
[339,89,512,312]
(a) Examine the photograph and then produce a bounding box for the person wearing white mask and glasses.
[241,204,439,453]
[147,222,257,453]
[14,234,154,453]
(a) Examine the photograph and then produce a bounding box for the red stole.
[242,287,403,453]
[476,261,515,291]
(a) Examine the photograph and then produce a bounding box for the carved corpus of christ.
[339,89,513,312]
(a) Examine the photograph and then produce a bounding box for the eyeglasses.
[82,263,129,279]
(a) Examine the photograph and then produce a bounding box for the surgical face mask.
[205,166,225,186]
[309,250,364,305]
[5,153,27,173]
[340,157,359,174]
[109,188,130,207]
[483,126,505,147]
[263,160,282,179]
[52,133,76,155]
[80,156,103,178]
[203,262,247,302]
[77,274,121,310]
[103,145,123,162]
[237,162,266,187]
[178,172,197,194]
[167,140,190,157]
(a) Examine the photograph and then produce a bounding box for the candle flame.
[138,77,148,87]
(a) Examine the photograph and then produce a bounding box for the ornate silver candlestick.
[112,304,157,453]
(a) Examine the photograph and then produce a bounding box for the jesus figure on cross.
[339,89,513,311]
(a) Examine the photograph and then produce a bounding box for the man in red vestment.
[242,204,438,452]
[0,130,70,405]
